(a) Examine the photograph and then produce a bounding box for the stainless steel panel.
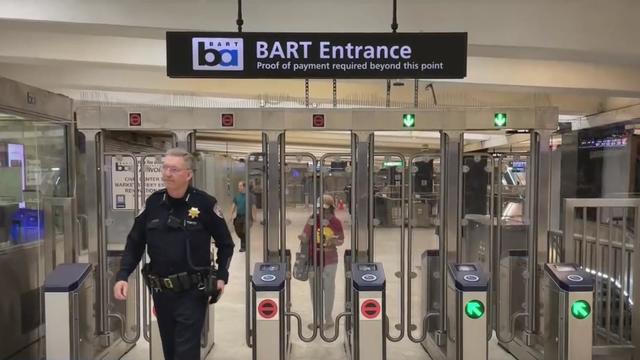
[263,131,285,260]
[355,290,385,360]
[352,132,374,261]
[0,76,72,122]
[253,290,284,360]
[460,291,488,360]
[75,106,559,131]
[446,270,488,360]
[43,197,75,273]
[440,131,462,337]
[0,243,44,359]
[544,275,561,360]
[543,273,593,360]
[566,291,593,360]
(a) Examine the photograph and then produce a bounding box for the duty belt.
[144,271,205,293]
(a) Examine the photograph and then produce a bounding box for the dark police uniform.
[116,186,234,360]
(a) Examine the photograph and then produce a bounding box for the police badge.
[188,207,200,219]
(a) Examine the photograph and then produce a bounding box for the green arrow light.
[465,300,485,319]
[383,161,403,168]
[571,300,591,320]
[494,113,508,127]
[403,113,415,128]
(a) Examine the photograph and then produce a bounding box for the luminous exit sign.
[403,113,415,128]
[494,113,508,127]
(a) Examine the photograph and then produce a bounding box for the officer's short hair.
[165,148,194,170]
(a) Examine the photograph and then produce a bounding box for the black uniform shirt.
[116,186,235,283]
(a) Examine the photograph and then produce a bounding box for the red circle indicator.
[221,113,234,127]
[258,299,278,319]
[312,114,325,128]
[360,299,381,319]
[129,113,142,126]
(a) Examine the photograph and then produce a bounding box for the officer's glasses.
[162,165,188,175]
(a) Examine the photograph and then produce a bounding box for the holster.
[203,267,220,304]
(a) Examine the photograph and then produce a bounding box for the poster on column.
[111,156,165,210]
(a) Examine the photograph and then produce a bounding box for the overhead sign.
[257,298,278,320]
[360,298,382,320]
[111,156,164,210]
[166,32,467,79]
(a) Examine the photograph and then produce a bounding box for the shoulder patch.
[213,204,224,219]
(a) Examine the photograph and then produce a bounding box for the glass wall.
[0,114,69,359]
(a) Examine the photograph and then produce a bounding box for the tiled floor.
[124,207,516,360]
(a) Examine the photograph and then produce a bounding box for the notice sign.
[111,157,164,210]
[166,32,467,79]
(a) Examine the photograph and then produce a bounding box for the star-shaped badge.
[188,207,200,219]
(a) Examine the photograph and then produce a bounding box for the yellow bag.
[316,226,335,246]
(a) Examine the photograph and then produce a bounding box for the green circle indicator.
[571,300,591,320]
[465,300,485,319]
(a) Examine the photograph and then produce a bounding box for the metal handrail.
[495,312,529,343]
[245,152,263,348]
[108,267,142,344]
[280,135,287,264]
[318,152,350,342]
[103,152,142,343]
[494,154,526,343]
[563,199,640,346]
[406,152,439,343]
[139,153,164,343]
[375,152,406,342]
[283,152,319,342]
[96,133,108,337]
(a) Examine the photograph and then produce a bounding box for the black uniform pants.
[233,215,246,249]
[152,288,208,360]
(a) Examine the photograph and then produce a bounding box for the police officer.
[113,148,234,360]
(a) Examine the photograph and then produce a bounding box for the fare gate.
[252,263,287,360]
[74,106,557,360]
[350,263,386,360]
[44,263,93,360]
[544,264,594,360]
[446,263,489,360]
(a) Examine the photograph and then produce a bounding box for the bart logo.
[192,38,243,71]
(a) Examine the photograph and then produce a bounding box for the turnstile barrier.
[44,263,93,360]
[350,262,386,360]
[446,263,489,360]
[252,262,287,360]
[544,263,594,360]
